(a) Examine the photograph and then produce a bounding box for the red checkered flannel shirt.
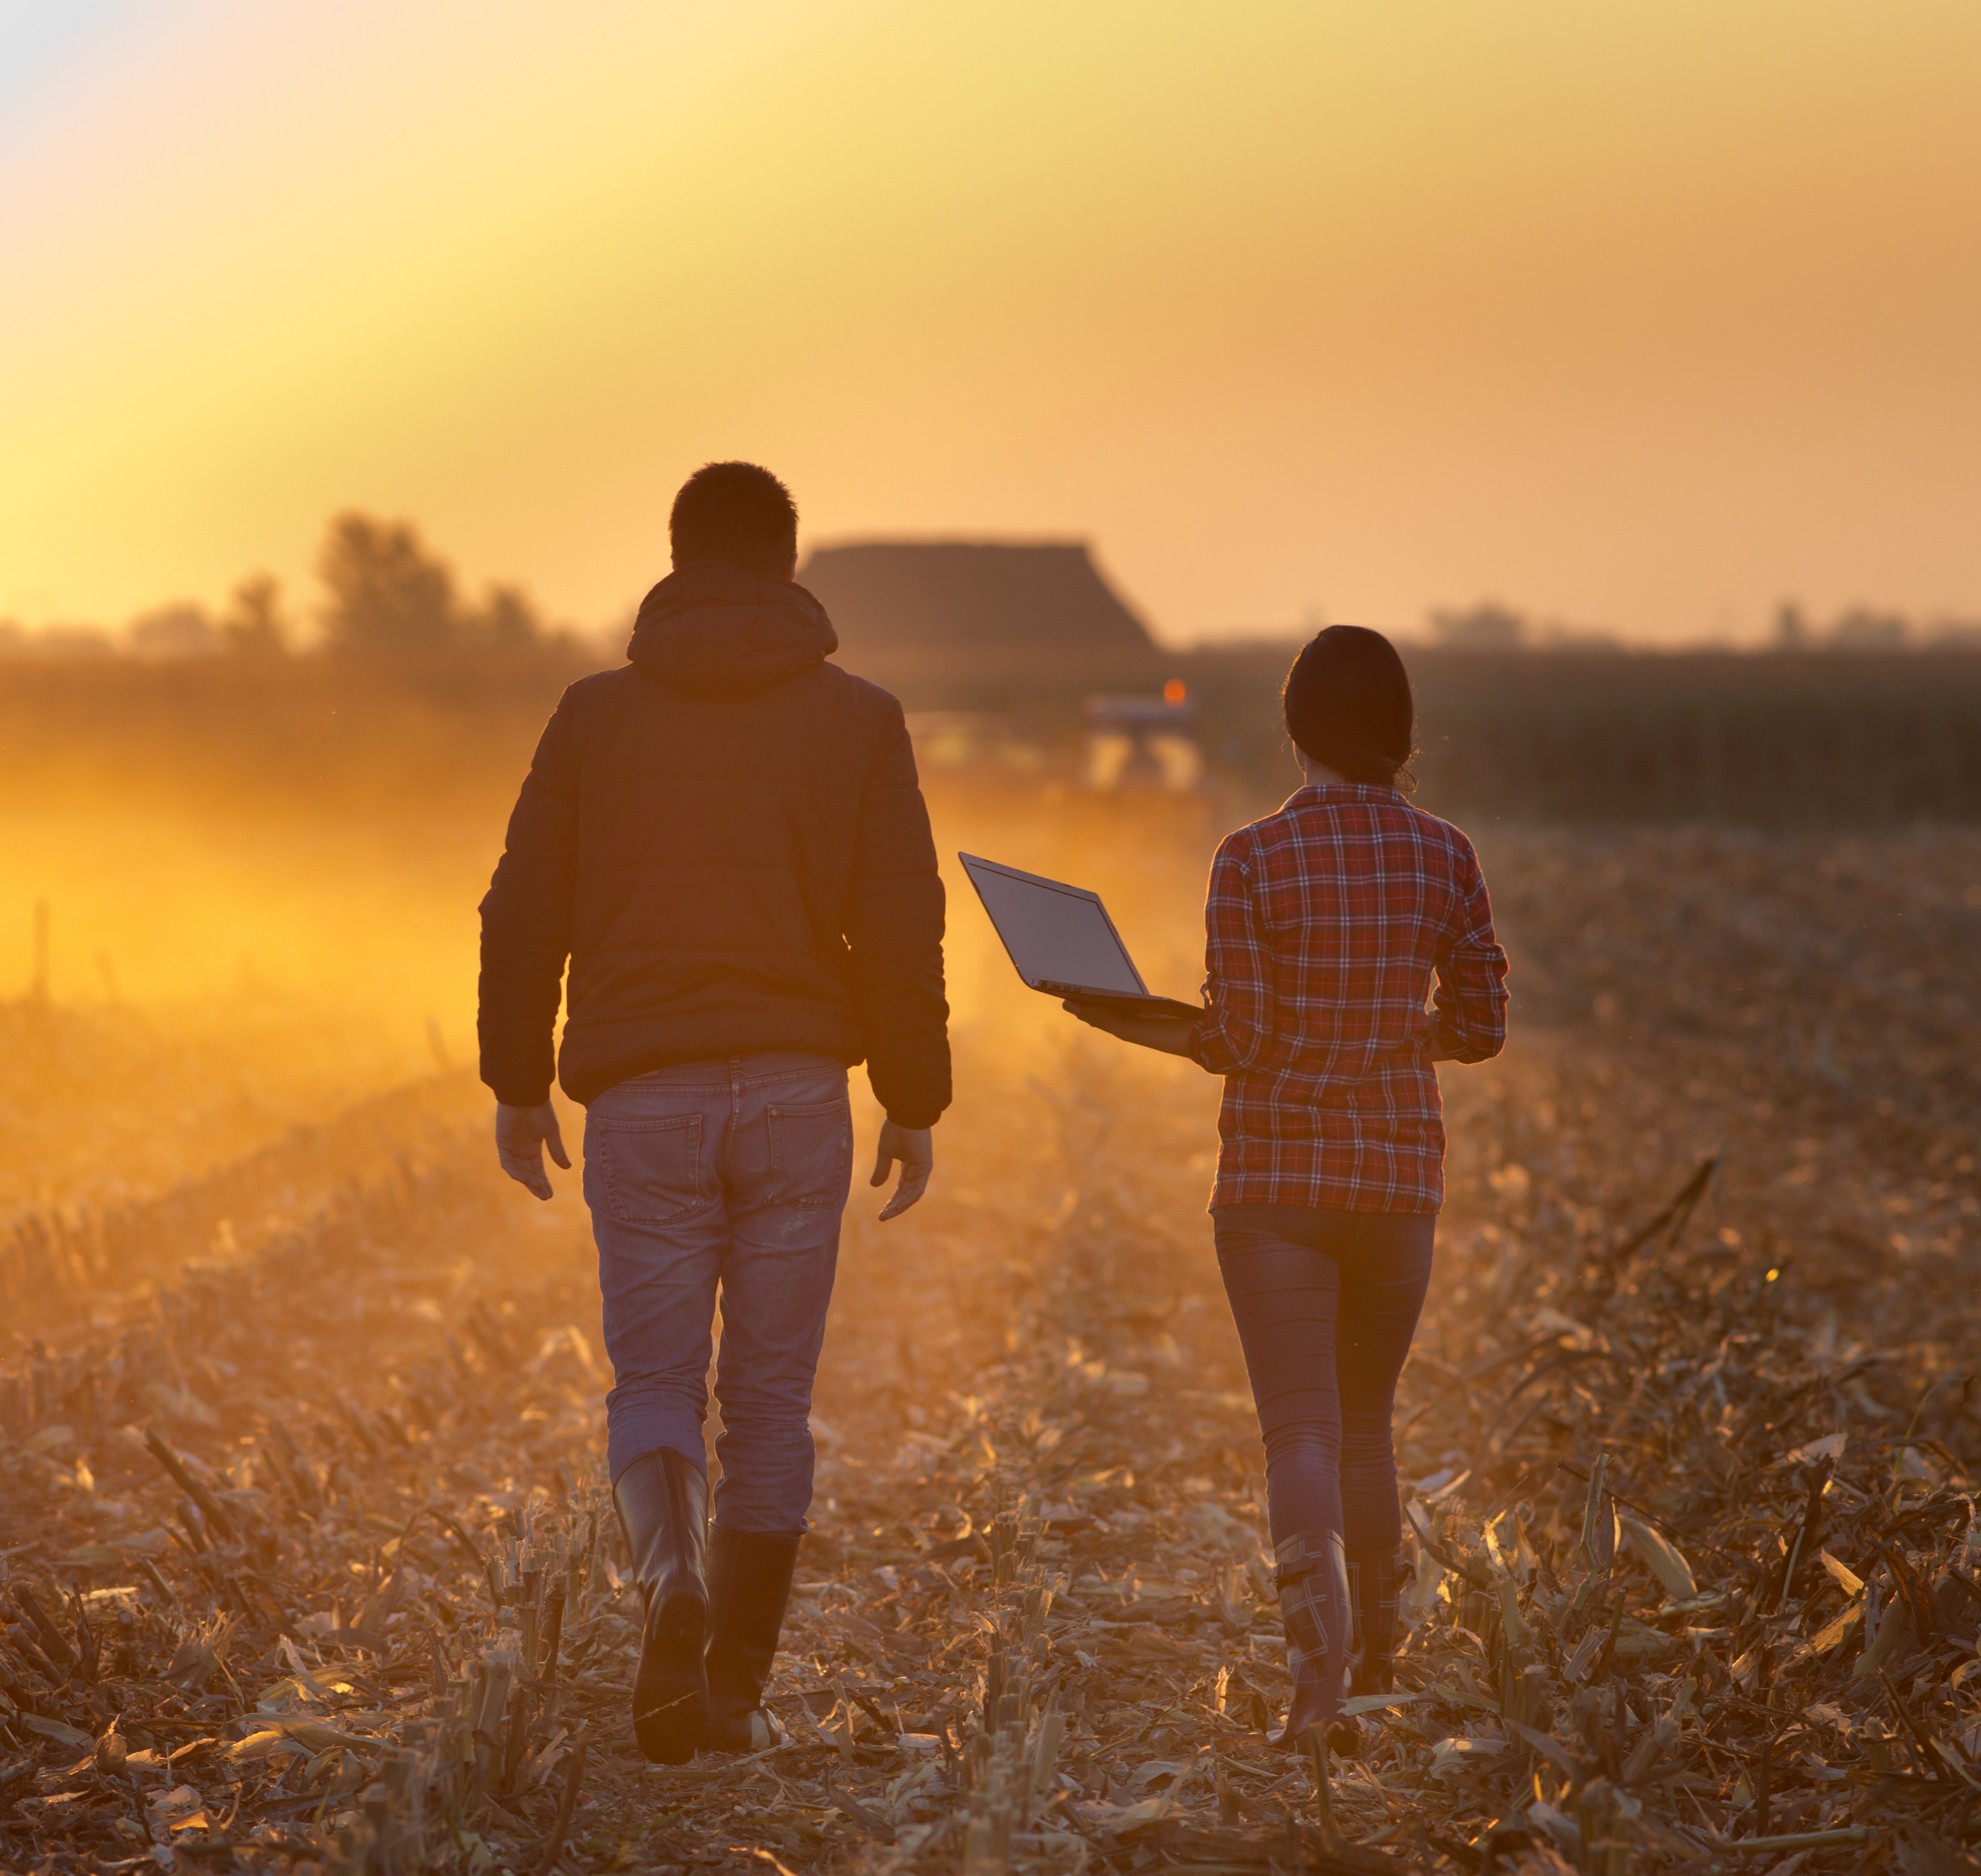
[1191,783,1509,1214]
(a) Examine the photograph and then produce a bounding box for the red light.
[1163,679,1187,705]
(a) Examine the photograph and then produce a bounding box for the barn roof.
[795,542,1153,656]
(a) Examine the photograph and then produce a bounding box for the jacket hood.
[626,561,838,697]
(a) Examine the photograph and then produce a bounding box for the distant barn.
[795,542,1154,657]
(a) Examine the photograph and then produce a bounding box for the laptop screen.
[959,854,1146,996]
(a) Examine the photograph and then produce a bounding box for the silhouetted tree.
[1431,603,1526,651]
[317,512,457,654]
[463,580,544,652]
[221,573,291,656]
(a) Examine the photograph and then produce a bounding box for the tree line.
[1,512,584,661]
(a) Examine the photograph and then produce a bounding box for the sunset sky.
[2,0,1977,646]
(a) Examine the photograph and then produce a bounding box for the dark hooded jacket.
[476,562,950,1126]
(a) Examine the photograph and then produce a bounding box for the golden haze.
[2,0,1978,642]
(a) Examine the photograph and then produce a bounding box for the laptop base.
[1038,982,1203,1021]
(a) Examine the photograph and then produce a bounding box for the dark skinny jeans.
[1213,1205,1436,1555]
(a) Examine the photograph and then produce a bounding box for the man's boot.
[1270,1530,1350,1752]
[613,1449,709,1764]
[704,1524,802,1752]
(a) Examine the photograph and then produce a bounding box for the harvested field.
[4,808,1980,1876]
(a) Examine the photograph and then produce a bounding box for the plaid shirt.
[1193,783,1509,1214]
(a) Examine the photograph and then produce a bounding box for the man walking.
[477,462,950,1763]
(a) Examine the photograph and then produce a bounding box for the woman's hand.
[1061,997,1201,1059]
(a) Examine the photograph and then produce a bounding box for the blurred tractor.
[1082,681,1205,792]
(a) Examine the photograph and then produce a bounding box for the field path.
[5,828,1981,1873]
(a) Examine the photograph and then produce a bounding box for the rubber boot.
[613,1448,709,1765]
[1270,1530,1350,1753]
[1347,1547,1402,1698]
[704,1523,802,1753]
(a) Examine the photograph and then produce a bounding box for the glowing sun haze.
[3,0,1977,644]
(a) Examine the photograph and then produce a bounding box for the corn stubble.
[3,824,1980,1876]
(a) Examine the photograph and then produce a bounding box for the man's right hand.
[870,1120,933,1221]
[496,1100,572,1201]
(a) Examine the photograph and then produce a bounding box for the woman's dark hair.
[669,460,799,577]
[1282,625,1417,791]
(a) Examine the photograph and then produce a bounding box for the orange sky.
[2,0,1977,645]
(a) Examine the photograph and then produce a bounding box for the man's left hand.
[495,1101,572,1200]
[870,1120,934,1221]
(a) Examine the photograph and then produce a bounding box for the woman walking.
[1066,626,1508,1748]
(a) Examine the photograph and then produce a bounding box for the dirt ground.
[3,793,1979,1876]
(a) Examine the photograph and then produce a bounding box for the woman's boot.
[1270,1530,1350,1751]
[613,1448,709,1765]
[1347,1547,1402,1697]
[704,1524,802,1751]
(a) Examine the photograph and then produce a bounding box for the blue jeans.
[1212,1206,1436,1554]
[584,1053,853,1533]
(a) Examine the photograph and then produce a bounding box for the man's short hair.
[669,462,799,578]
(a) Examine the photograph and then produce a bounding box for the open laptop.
[957,852,1203,1020]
